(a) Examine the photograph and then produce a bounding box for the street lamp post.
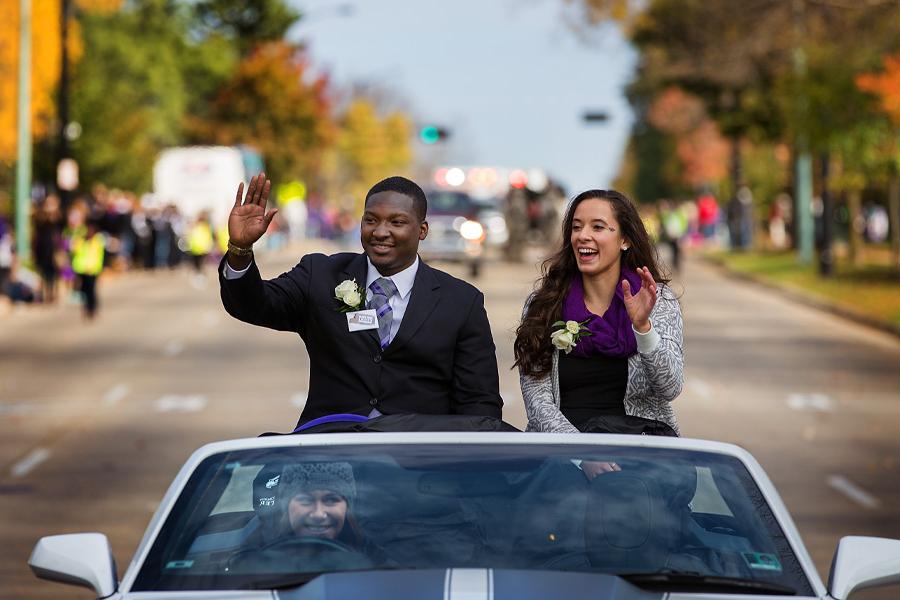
[57,0,72,209]
[793,0,815,266]
[15,0,33,263]
[819,153,834,276]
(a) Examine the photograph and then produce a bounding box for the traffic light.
[419,125,449,144]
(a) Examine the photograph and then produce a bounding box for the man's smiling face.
[360,191,428,276]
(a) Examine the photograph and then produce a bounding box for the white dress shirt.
[223,255,419,344]
[364,256,418,344]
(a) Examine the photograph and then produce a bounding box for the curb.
[699,254,900,340]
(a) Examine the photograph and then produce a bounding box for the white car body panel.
[829,536,900,599]
[29,533,117,597]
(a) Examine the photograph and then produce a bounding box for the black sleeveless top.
[558,353,627,429]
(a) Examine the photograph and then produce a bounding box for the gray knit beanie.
[279,462,356,505]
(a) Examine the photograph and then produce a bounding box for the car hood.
[277,568,663,600]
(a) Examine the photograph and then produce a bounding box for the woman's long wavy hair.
[513,189,668,377]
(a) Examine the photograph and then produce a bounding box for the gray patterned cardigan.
[519,284,683,435]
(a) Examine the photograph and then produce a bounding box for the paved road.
[2,242,899,599]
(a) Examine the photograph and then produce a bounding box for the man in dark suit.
[220,174,502,427]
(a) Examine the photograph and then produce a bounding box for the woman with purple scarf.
[514,190,683,451]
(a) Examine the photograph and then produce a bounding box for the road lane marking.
[787,393,834,412]
[0,403,37,416]
[11,448,50,477]
[103,384,130,407]
[827,475,881,509]
[163,340,184,357]
[155,395,207,413]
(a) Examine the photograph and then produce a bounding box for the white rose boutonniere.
[550,319,590,354]
[334,279,365,312]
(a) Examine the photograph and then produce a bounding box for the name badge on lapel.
[346,309,378,332]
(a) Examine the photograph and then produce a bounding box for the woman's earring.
[622,245,629,251]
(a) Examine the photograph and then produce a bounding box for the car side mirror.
[828,536,900,599]
[29,533,117,598]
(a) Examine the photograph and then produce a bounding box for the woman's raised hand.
[622,266,657,333]
[228,173,278,249]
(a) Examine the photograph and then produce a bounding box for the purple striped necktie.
[369,277,398,349]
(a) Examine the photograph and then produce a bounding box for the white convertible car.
[29,424,900,599]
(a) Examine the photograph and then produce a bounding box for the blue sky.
[288,0,637,196]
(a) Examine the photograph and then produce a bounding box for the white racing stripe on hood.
[444,568,492,600]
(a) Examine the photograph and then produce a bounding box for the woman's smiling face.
[287,489,348,540]
[570,198,627,277]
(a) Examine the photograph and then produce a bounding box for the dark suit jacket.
[220,252,502,426]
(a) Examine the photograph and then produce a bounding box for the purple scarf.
[561,267,642,358]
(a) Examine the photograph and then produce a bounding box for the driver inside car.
[274,462,390,565]
[226,462,391,575]
[279,462,361,545]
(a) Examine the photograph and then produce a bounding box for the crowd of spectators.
[0,185,366,314]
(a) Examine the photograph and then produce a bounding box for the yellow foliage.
[0,0,119,162]
[336,99,414,213]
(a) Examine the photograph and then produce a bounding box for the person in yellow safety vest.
[187,213,215,272]
[71,219,105,321]
[277,180,308,242]
[217,223,229,256]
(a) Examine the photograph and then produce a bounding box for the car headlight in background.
[459,220,485,241]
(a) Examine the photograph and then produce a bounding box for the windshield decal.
[742,552,782,572]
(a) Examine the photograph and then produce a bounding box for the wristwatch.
[227,241,253,257]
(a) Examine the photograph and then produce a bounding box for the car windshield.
[133,443,813,594]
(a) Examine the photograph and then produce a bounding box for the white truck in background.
[152,146,264,227]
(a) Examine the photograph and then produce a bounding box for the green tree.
[613,123,681,204]
[69,1,190,192]
[191,0,300,56]
[579,0,900,252]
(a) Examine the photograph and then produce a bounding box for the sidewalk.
[698,251,900,339]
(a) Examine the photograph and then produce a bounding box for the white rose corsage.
[550,319,590,354]
[334,279,364,312]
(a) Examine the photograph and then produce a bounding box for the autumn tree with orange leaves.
[856,53,900,270]
[857,54,900,127]
[189,41,337,186]
[647,88,729,190]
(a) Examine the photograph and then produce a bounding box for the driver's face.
[287,489,348,540]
